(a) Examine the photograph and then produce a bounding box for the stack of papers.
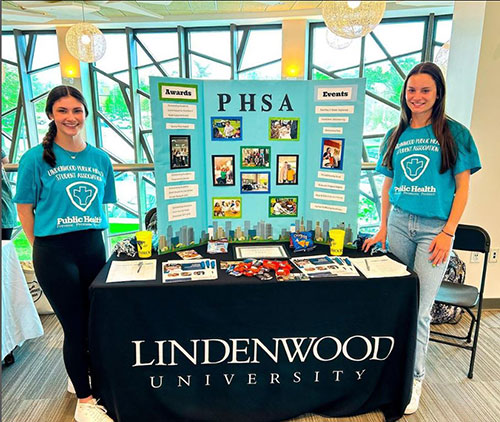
[291,255,359,278]
[350,256,410,279]
[106,260,157,283]
[162,259,218,283]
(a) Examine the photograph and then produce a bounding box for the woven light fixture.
[325,29,352,50]
[434,41,450,77]
[321,1,386,40]
[65,2,106,63]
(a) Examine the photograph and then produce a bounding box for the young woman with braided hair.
[363,62,481,414]
[14,85,116,422]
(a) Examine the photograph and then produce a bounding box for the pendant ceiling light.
[325,29,353,50]
[65,1,106,63]
[321,1,386,40]
[434,41,450,77]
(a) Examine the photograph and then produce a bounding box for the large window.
[237,26,282,80]
[1,31,62,259]
[309,15,452,231]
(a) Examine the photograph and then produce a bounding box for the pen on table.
[344,257,352,266]
[364,259,370,271]
[137,262,143,273]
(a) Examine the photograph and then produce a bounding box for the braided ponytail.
[42,121,57,167]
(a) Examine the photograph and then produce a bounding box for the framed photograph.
[241,146,271,169]
[269,118,300,141]
[269,196,298,217]
[211,117,243,141]
[240,171,270,194]
[276,154,299,185]
[212,155,235,186]
[320,138,345,170]
[212,197,241,219]
[169,135,191,169]
[233,244,289,260]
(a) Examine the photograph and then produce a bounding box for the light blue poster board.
[149,77,365,252]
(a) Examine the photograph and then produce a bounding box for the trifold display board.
[150,77,366,252]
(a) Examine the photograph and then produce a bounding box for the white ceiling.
[1,1,454,30]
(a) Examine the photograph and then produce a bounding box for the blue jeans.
[387,207,451,381]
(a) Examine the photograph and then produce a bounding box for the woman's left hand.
[428,231,453,266]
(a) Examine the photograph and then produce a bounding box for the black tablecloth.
[89,243,418,422]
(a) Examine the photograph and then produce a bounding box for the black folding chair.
[430,224,490,379]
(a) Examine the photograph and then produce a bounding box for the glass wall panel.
[189,30,231,63]
[239,28,281,70]
[1,63,20,128]
[1,34,18,62]
[365,60,404,104]
[99,119,134,163]
[435,18,452,43]
[94,34,129,73]
[31,67,61,97]
[364,95,400,137]
[239,61,281,80]
[139,95,152,130]
[395,53,421,74]
[138,65,164,93]
[136,32,179,66]
[358,172,385,230]
[31,34,60,70]
[371,21,425,56]
[312,26,362,72]
[190,55,231,79]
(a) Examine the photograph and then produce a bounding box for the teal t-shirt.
[13,143,117,236]
[376,119,481,220]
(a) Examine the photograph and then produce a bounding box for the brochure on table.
[150,77,366,253]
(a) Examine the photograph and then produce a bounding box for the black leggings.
[33,229,106,399]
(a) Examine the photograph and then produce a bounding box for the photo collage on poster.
[208,115,345,219]
[209,116,312,218]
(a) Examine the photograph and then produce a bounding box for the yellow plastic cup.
[329,229,345,256]
[136,231,153,258]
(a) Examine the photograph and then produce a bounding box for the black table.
[89,243,418,422]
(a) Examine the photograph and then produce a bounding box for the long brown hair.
[381,62,457,173]
[42,85,89,167]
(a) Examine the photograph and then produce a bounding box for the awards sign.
[149,77,366,252]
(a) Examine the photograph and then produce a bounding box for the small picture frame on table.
[233,244,289,260]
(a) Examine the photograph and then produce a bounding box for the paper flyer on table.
[291,255,359,277]
[163,259,218,283]
[351,256,410,278]
[106,260,157,283]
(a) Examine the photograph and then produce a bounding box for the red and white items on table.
[226,259,293,281]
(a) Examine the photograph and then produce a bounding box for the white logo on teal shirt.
[66,181,98,212]
[400,154,430,182]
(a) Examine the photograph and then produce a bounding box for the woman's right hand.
[362,226,387,253]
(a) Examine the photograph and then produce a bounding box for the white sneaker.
[67,378,76,394]
[404,378,423,415]
[74,399,114,422]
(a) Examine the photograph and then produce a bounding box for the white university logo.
[66,182,98,212]
[400,154,430,182]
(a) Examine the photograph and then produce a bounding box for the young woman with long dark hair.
[363,62,481,414]
[14,85,116,422]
